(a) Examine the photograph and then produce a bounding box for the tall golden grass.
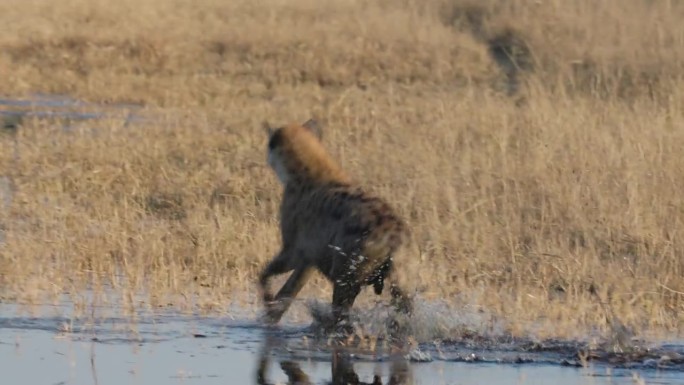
[1,0,684,340]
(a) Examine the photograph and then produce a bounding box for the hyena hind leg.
[384,265,414,344]
[264,264,313,325]
[331,281,362,330]
[386,266,414,316]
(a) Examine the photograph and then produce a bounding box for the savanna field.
[1,0,684,344]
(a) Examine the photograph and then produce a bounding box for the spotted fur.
[258,119,413,328]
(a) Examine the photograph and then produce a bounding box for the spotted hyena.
[258,119,414,330]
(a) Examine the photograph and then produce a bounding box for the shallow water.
[2,302,684,385]
[0,93,144,128]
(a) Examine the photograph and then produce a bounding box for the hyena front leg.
[264,263,313,325]
[259,249,295,304]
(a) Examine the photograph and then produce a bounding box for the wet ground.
[0,93,145,131]
[2,300,684,385]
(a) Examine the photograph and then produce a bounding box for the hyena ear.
[302,118,323,140]
[262,121,275,137]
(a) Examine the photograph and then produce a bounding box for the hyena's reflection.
[256,334,412,385]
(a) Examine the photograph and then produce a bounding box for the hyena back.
[259,119,413,327]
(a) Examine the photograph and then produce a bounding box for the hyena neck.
[283,154,352,188]
[285,176,351,192]
[283,135,352,185]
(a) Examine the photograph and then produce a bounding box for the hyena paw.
[263,300,287,324]
[262,292,275,304]
[391,296,414,316]
[387,313,413,345]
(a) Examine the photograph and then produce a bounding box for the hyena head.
[262,119,350,186]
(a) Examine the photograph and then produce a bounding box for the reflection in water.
[256,333,412,385]
[2,299,684,385]
[89,340,100,385]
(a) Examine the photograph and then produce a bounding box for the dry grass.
[1,0,684,341]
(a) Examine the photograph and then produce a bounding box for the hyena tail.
[369,259,393,295]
